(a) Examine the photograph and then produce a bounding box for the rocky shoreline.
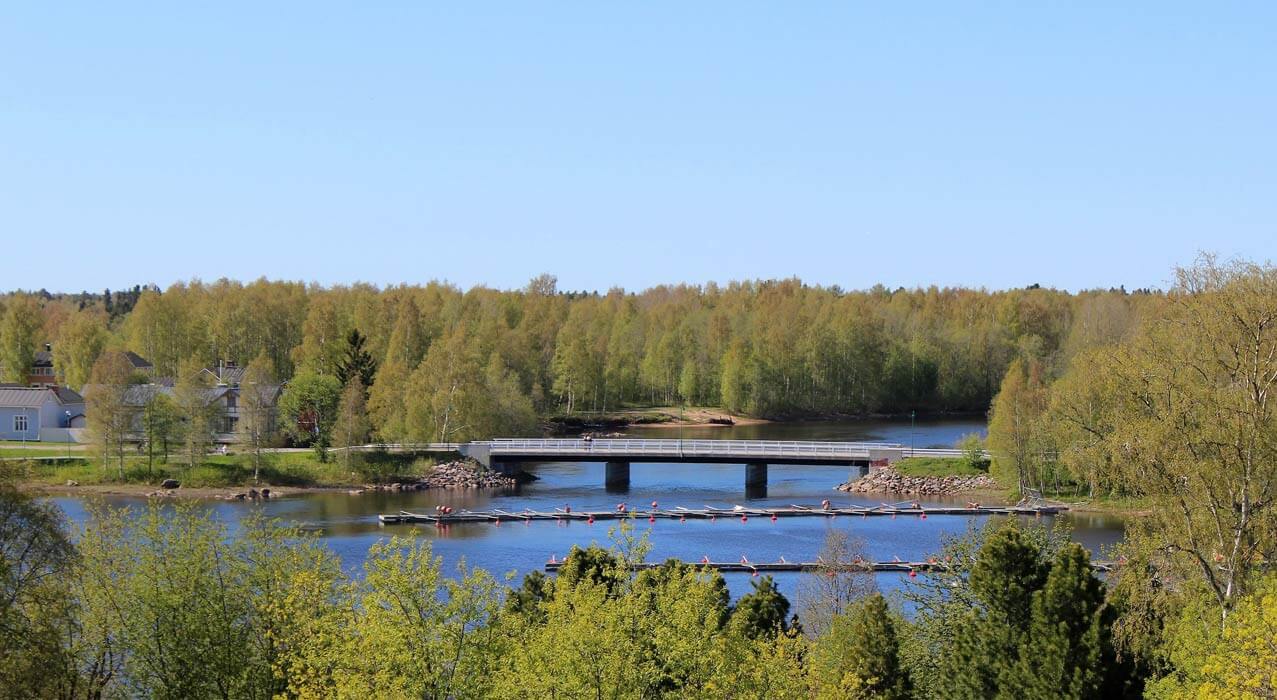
[837,466,999,496]
[350,461,527,494]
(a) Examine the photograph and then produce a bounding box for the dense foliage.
[2,486,1167,700]
[3,276,1158,444]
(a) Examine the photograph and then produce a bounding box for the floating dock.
[542,558,1116,573]
[377,502,1064,525]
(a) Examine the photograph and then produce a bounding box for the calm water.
[50,418,1124,600]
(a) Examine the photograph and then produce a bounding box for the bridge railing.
[485,438,903,459]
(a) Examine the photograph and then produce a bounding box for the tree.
[74,503,344,699]
[173,356,216,470]
[1002,544,1111,699]
[796,530,876,635]
[0,293,41,384]
[1152,575,1277,697]
[334,378,371,469]
[0,482,82,697]
[1089,259,1277,624]
[928,522,1135,699]
[85,351,137,477]
[140,390,179,474]
[278,371,343,461]
[731,575,792,639]
[236,354,278,481]
[335,328,377,390]
[810,593,911,700]
[282,536,505,700]
[987,357,1051,494]
[51,310,108,390]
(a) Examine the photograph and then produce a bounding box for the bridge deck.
[473,438,963,465]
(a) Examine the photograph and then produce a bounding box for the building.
[0,386,86,441]
[4,345,154,387]
[111,381,283,445]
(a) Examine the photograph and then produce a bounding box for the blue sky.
[2,3,1274,294]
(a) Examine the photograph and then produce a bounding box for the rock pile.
[352,461,522,494]
[838,466,998,496]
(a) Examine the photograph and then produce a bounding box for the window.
[14,415,28,433]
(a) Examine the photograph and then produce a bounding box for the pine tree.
[730,575,791,639]
[1003,544,1108,699]
[336,329,377,390]
[811,593,911,700]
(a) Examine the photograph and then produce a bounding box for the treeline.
[3,489,1189,699]
[4,276,1158,440]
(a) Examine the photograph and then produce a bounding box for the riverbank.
[18,459,527,501]
[547,407,768,433]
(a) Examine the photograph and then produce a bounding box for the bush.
[958,432,989,471]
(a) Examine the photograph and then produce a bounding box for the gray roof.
[0,387,83,408]
[33,351,53,367]
[202,365,247,386]
[123,351,153,369]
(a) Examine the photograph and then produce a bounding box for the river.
[49,418,1125,601]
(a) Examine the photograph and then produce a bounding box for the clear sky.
[2,3,1274,294]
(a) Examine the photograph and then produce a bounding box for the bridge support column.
[605,461,631,492]
[848,464,868,481]
[745,462,768,489]
[492,461,518,476]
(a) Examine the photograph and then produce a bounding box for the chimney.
[44,343,51,352]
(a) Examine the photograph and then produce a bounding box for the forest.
[2,275,1159,444]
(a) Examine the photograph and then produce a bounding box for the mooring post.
[605,461,631,491]
[745,462,768,488]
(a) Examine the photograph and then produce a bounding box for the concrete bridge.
[405,438,967,492]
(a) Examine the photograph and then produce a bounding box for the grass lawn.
[6,450,428,489]
[893,456,990,477]
[1,447,79,458]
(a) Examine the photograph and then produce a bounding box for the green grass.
[0,447,77,458]
[894,456,990,477]
[7,450,428,489]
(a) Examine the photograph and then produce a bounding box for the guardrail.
[485,438,901,459]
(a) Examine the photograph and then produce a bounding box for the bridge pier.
[492,461,519,476]
[605,461,631,492]
[745,462,768,489]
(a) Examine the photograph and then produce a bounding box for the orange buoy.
[680,515,686,523]
[909,569,917,578]
[493,518,500,526]
[651,500,658,508]
[740,515,748,523]
[587,516,595,525]
[920,513,927,520]
[648,516,655,524]
[702,555,710,563]
[770,514,778,522]
[752,570,759,577]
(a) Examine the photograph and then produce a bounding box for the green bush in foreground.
[11,484,1277,699]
